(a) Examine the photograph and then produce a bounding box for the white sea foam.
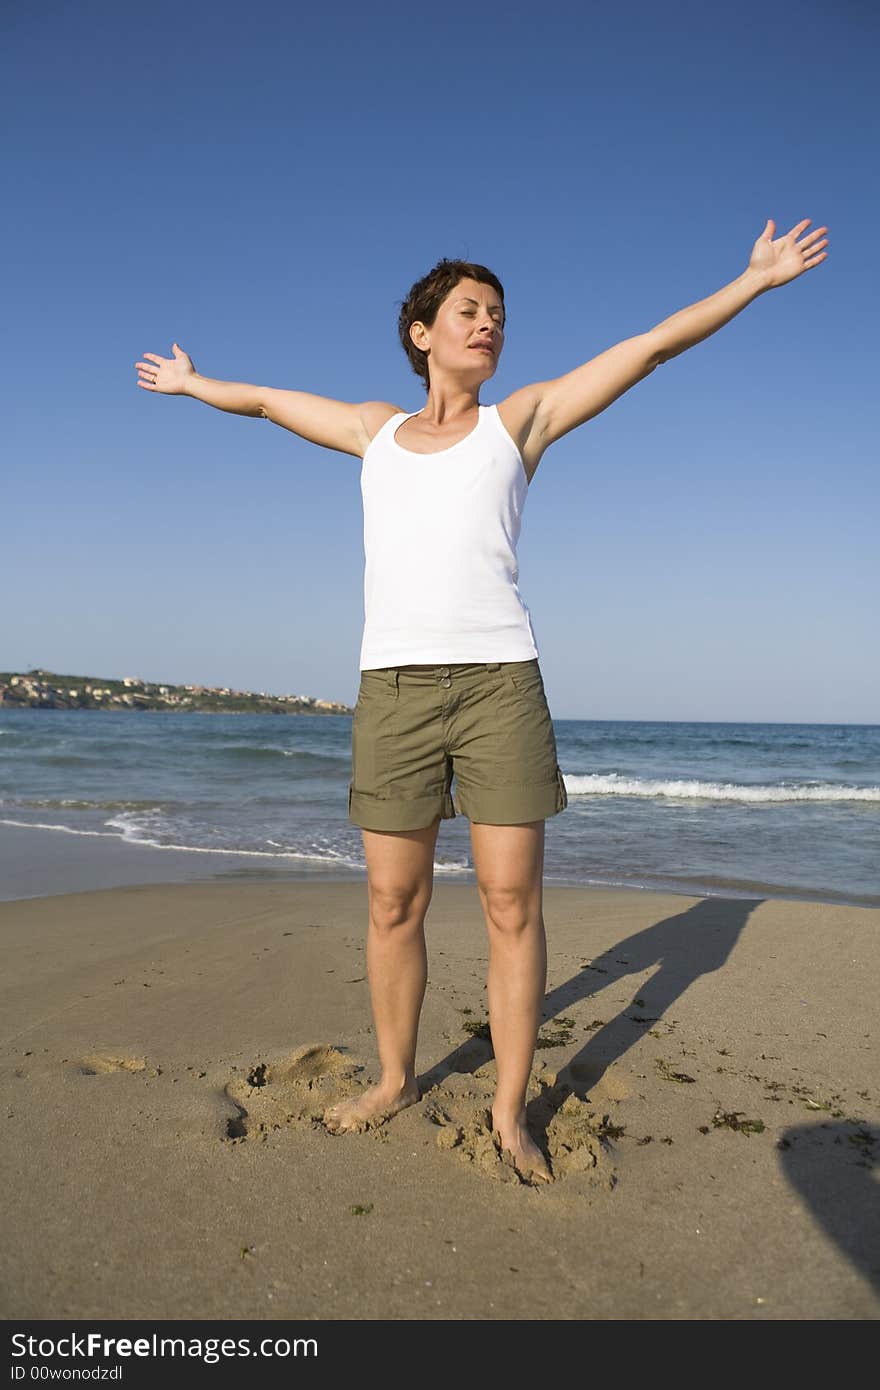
[560,772,880,804]
[0,815,471,875]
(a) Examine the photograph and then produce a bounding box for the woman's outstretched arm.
[530,217,830,450]
[649,218,828,364]
[134,343,264,415]
[133,343,372,456]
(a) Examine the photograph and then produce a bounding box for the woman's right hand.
[135,342,196,394]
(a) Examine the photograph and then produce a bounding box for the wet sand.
[0,877,877,1319]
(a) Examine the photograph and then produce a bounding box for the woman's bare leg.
[323,815,440,1132]
[470,819,553,1181]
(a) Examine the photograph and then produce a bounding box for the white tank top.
[358,402,540,669]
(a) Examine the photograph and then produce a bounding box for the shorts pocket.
[358,668,398,701]
[352,671,399,794]
[503,661,545,700]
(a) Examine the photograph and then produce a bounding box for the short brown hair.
[397,257,506,393]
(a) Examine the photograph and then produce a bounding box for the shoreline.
[0,819,876,911]
[1,876,877,1319]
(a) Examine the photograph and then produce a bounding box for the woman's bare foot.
[322,1079,421,1134]
[491,1106,553,1184]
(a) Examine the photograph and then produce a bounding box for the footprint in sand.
[73,1054,160,1078]
[218,1045,619,1191]
[420,1064,618,1190]
[221,1043,365,1142]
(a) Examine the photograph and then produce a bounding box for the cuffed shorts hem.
[349,784,455,832]
[453,766,568,824]
[348,765,567,831]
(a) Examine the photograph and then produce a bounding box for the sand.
[0,878,877,1320]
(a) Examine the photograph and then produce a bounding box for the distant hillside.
[0,668,352,716]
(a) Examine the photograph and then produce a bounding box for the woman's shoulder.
[358,401,407,452]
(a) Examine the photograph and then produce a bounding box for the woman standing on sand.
[135,218,828,1183]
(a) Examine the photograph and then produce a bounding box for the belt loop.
[486,662,500,672]
[390,669,399,696]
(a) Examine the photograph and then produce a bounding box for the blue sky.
[3,0,876,723]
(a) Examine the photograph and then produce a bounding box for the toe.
[518,1161,552,1185]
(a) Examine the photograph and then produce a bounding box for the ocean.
[0,707,877,907]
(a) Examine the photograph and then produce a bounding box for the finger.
[796,240,829,263]
[136,380,156,390]
[801,227,828,247]
[803,252,828,269]
[787,218,812,241]
[141,353,164,365]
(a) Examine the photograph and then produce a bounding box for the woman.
[135,218,828,1183]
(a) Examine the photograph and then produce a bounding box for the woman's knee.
[363,816,439,930]
[368,879,432,931]
[480,884,542,936]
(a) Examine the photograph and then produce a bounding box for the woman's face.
[412,278,505,380]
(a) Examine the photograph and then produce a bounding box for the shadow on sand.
[420,895,761,1132]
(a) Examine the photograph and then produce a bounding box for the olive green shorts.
[348,659,568,831]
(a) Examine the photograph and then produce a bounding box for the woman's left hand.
[748,218,830,289]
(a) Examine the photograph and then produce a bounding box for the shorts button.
[439,667,450,677]
[441,677,452,688]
